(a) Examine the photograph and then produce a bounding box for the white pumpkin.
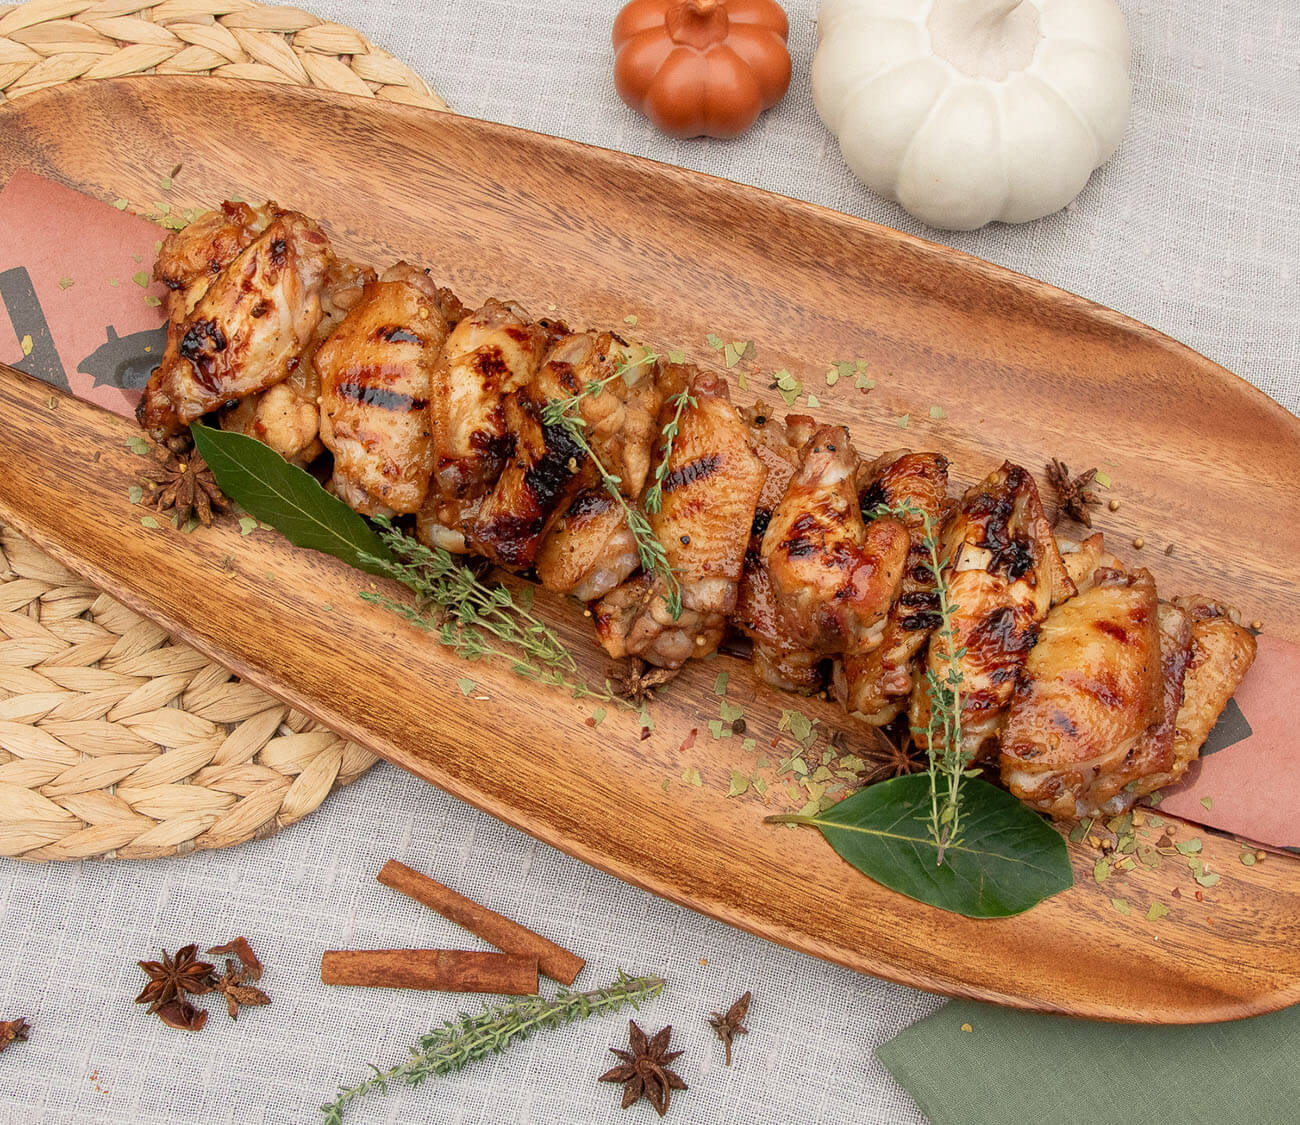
[813,0,1131,230]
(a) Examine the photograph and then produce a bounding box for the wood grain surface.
[1,77,1298,1024]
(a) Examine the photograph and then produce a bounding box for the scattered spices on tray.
[376,859,586,985]
[1045,458,1100,527]
[612,661,678,703]
[0,1018,30,1055]
[599,1020,688,1117]
[708,991,751,1066]
[320,949,539,995]
[322,972,666,1124]
[136,444,230,527]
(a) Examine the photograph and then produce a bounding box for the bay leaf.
[191,422,393,576]
[768,775,1072,918]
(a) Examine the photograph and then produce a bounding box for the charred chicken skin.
[137,201,1262,826]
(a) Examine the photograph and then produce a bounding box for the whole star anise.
[0,1017,30,1054]
[599,1020,687,1117]
[610,661,678,704]
[135,944,216,1016]
[708,991,751,1066]
[211,959,271,1020]
[137,444,230,527]
[856,726,927,785]
[1045,458,1099,528]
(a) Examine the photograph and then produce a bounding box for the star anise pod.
[610,660,678,704]
[211,959,271,1020]
[137,444,230,527]
[708,991,751,1066]
[208,936,263,982]
[155,998,208,1032]
[599,1020,688,1117]
[135,944,216,1016]
[856,725,927,785]
[0,1017,30,1054]
[1045,458,1099,528]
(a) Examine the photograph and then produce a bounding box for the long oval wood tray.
[2,77,1297,1024]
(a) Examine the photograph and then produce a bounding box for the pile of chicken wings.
[138,202,1257,823]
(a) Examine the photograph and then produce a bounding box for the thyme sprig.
[321,971,666,1123]
[359,519,610,700]
[866,501,968,862]
[642,387,697,516]
[539,350,683,619]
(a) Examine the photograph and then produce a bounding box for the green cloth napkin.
[878,998,1300,1125]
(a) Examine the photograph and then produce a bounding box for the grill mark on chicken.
[376,325,421,344]
[333,380,428,412]
[473,346,510,385]
[661,453,721,494]
[1094,619,1128,643]
[178,318,228,391]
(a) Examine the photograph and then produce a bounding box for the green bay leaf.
[191,422,393,576]
[767,775,1072,918]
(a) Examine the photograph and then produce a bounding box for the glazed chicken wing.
[219,256,376,464]
[911,462,1075,761]
[471,332,657,569]
[594,368,767,668]
[730,404,824,693]
[314,267,451,515]
[153,200,276,322]
[534,486,642,601]
[138,211,332,439]
[1170,598,1258,767]
[761,425,910,657]
[999,568,1163,820]
[837,450,951,724]
[419,299,552,550]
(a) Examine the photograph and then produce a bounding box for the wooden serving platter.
[2,77,1298,1024]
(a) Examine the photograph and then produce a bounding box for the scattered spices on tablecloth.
[0,1018,30,1055]
[707,991,751,1066]
[599,1020,688,1117]
[135,938,272,1031]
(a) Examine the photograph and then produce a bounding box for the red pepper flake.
[679,728,698,753]
[584,716,597,728]
[639,727,652,741]
[1194,890,1204,902]
[1170,887,1183,899]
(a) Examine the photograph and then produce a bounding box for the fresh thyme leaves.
[359,520,608,700]
[321,972,665,1124]
[642,387,697,515]
[539,350,683,620]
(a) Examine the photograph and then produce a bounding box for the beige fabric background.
[0,1,1295,1122]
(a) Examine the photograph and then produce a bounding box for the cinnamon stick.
[377,859,586,986]
[320,949,538,994]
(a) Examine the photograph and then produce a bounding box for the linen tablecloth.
[0,1,1295,1122]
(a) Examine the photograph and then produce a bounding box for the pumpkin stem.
[926,0,1040,81]
[668,0,729,48]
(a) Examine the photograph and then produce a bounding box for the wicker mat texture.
[0,0,452,859]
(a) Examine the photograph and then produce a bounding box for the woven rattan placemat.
[0,0,452,860]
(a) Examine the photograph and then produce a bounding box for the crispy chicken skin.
[911,462,1076,761]
[1058,531,1122,595]
[153,200,275,322]
[138,210,332,439]
[594,368,767,668]
[837,450,951,724]
[471,332,655,569]
[419,299,552,551]
[731,404,824,694]
[534,486,641,601]
[999,568,1163,820]
[1170,598,1258,768]
[219,256,376,464]
[761,425,910,658]
[314,270,451,515]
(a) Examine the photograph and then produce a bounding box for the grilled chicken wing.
[999,568,1163,819]
[314,268,451,515]
[1057,531,1122,595]
[836,451,951,724]
[1170,598,1258,767]
[418,299,552,551]
[470,332,656,569]
[730,405,823,693]
[911,463,1076,761]
[219,256,376,464]
[138,211,332,439]
[594,368,766,668]
[534,486,641,601]
[761,425,910,658]
[154,200,276,322]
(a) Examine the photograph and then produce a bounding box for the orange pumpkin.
[612,0,792,139]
